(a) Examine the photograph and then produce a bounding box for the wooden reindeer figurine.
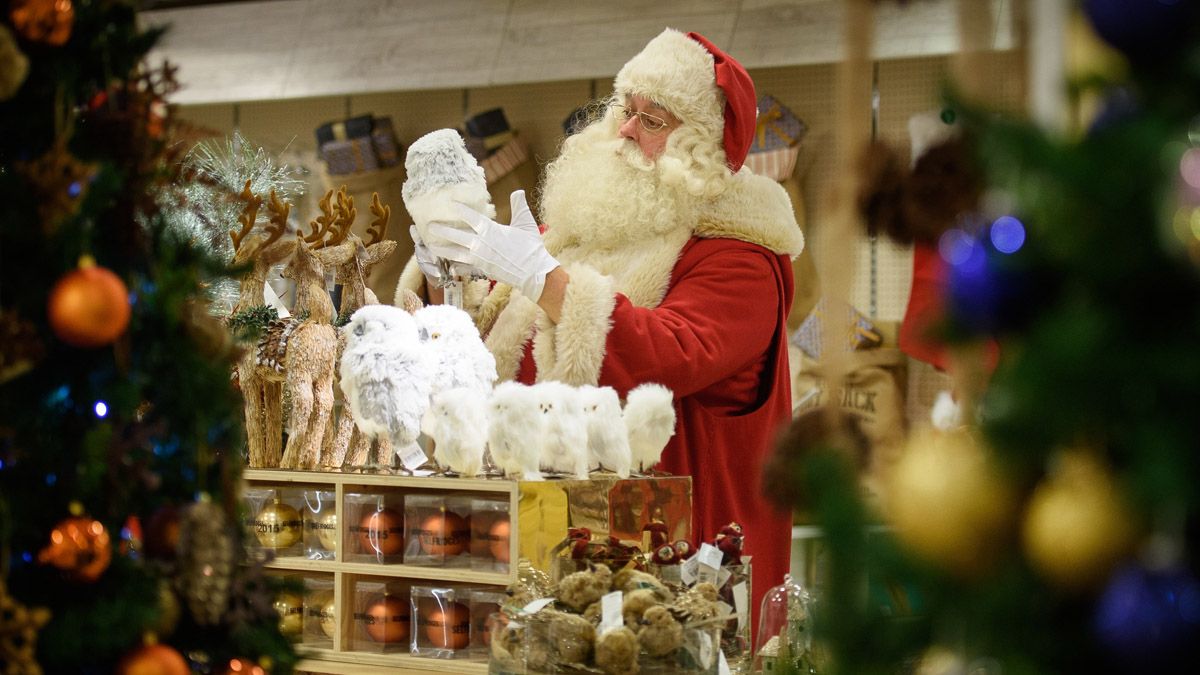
[229,181,296,468]
[324,191,399,469]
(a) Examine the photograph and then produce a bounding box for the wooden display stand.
[245,469,514,674]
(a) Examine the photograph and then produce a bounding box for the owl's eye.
[431,332,441,340]
[353,323,364,336]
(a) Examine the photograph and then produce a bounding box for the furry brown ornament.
[176,496,235,625]
[762,406,872,510]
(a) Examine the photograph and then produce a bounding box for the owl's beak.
[417,326,430,341]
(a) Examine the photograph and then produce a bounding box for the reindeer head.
[230,180,296,270]
[283,186,357,322]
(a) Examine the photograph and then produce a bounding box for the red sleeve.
[597,243,779,398]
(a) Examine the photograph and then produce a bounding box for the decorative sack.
[791,297,883,360]
[751,94,806,153]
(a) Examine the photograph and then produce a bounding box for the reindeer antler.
[262,189,290,248]
[367,192,390,245]
[230,179,263,251]
[303,189,333,248]
[325,185,355,247]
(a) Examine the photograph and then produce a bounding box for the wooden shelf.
[243,468,516,493]
[297,650,487,674]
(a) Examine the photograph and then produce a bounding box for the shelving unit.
[243,469,517,674]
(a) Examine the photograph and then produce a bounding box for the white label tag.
[733,582,748,630]
[264,282,290,319]
[680,555,699,585]
[697,630,714,667]
[397,441,427,471]
[717,567,732,589]
[698,543,723,570]
[599,590,623,633]
[520,597,554,614]
[718,649,731,675]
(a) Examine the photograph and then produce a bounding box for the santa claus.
[399,28,805,623]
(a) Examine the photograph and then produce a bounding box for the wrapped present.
[320,137,378,176]
[791,296,883,360]
[465,108,513,160]
[370,116,401,168]
[751,94,806,153]
[744,145,801,181]
[517,474,692,576]
[315,113,374,147]
[482,134,530,185]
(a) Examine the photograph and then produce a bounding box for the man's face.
[617,95,681,160]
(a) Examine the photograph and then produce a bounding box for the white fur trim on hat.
[614,29,725,150]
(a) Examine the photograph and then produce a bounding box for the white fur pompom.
[623,383,676,473]
[487,381,544,480]
[426,387,489,476]
[579,385,632,478]
[532,381,590,479]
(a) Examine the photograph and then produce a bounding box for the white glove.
[426,190,560,302]
[409,225,445,284]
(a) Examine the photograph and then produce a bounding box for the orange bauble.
[9,0,74,46]
[363,596,411,643]
[219,658,265,675]
[418,511,469,557]
[357,508,404,556]
[488,516,511,563]
[423,602,470,650]
[116,643,188,675]
[38,515,111,582]
[47,258,131,348]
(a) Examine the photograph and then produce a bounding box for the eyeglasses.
[614,104,673,134]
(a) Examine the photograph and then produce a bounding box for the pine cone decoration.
[176,498,235,625]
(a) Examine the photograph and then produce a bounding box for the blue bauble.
[1082,0,1197,65]
[1094,565,1200,669]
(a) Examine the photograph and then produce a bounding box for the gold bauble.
[307,591,337,638]
[274,591,303,638]
[886,428,1015,577]
[1022,450,1136,590]
[308,510,338,552]
[254,502,302,549]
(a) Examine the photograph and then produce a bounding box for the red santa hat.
[614,28,757,172]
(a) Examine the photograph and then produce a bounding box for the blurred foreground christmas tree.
[770,2,1200,674]
[0,1,295,672]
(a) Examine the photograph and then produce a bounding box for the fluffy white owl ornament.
[339,305,434,460]
[532,381,590,479]
[623,383,676,474]
[424,387,489,477]
[578,385,632,478]
[413,304,497,403]
[487,381,544,480]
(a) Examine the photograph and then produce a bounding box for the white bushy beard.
[538,117,697,255]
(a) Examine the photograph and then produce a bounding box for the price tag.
[397,441,428,471]
[717,568,732,589]
[696,630,714,667]
[599,590,623,634]
[733,581,748,630]
[680,555,699,585]
[698,543,724,570]
[264,282,290,319]
[520,597,554,614]
[718,649,732,675]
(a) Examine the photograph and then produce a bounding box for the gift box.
[791,296,883,360]
[403,494,473,567]
[470,497,512,574]
[351,580,411,653]
[517,475,692,576]
[370,116,401,168]
[482,134,529,185]
[751,94,806,153]
[344,492,405,564]
[303,576,337,648]
[743,145,801,182]
[321,136,379,176]
[243,487,303,557]
[315,113,374,147]
[412,585,473,658]
[302,489,337,561]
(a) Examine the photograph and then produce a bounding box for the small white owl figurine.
[425,387,489,476]
[487,381,544,480]
[578,385,632,478]
[533,381,590,479]
[623,383,676,474]
[413,304,497,404]
[402,129,495,255]
[339,305,434,453]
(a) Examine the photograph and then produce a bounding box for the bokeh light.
[938,228,977,266]
[1180,148,1200,190]
[990,216,1027,254]
[94,401,108,418]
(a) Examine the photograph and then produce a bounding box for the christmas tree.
[1,1,295,672]
[770,2,1200,674]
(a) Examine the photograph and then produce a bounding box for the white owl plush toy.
[578,385,632,478]
[532,381,590,479]
[402,129,495,279]
[339,305,434,462]
[487,381,544,480]
[623,383,676,474]
[424,387,489,477]
[413,304,497,402]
